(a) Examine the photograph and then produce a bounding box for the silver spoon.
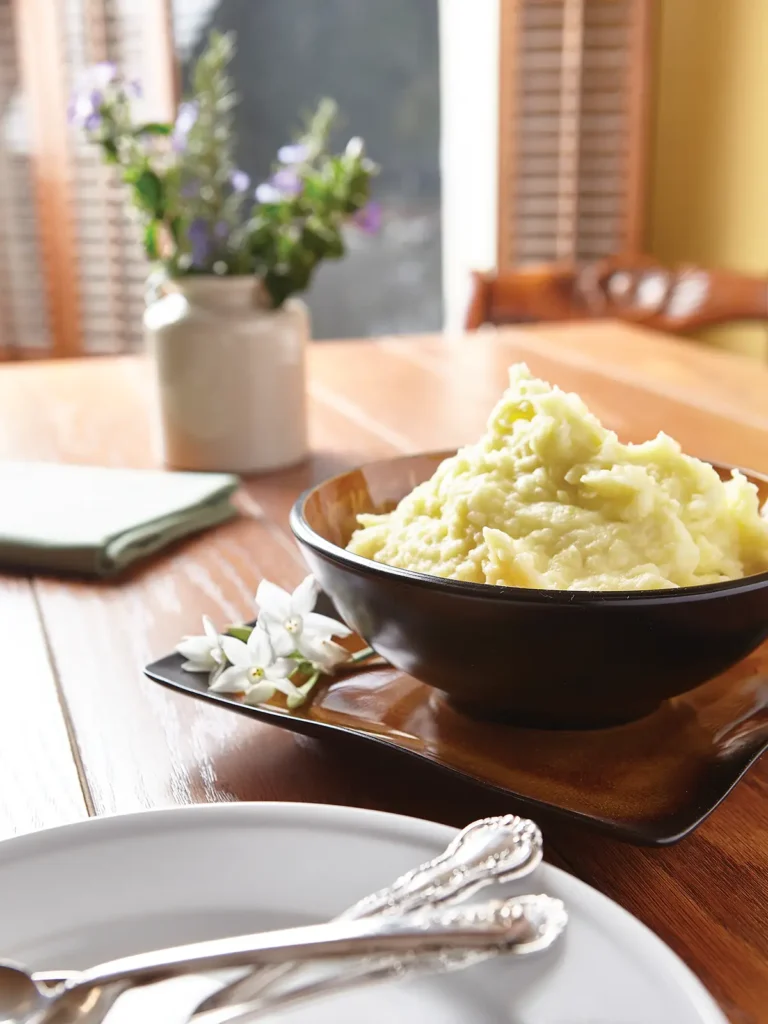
[192,813,543,1017]
[0,814,543,1024]
[0,894,554,1024]
[0,963,56,1023]
[0,967,124,1024]
[3,814,542,1024]
[198,893,566,1024]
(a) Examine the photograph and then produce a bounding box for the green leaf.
[169,216,183,247]
[323,228,345,260]
[134,122,172,137]
[262,270,293,308]
[132,170,164,217]
[144,222,159,260]
[288,261,312,292]
[101,138,119,164]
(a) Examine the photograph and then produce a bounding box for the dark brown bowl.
[289,451,768,728]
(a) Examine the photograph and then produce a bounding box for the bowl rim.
[289,449,768,605]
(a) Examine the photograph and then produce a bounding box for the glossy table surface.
[0,321,766,1021]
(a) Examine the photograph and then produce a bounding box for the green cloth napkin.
[0,462,239,577]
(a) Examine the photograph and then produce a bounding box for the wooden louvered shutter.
[0,0,52,356]
[8,0,175,357]
[64,0,176,353]
[497,0,653,268]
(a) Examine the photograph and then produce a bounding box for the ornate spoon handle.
[36,895,560,1024]
[197,895,566,1024]
[192,814,543,1017]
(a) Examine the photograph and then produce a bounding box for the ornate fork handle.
[197,895,566,1024]
[192,814,543,1017]
[345,814,542,918]
[32,895,563,1024]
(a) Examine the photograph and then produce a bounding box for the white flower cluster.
[176,575,354,709]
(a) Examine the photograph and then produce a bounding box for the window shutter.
[7,0,175,357]
[497,0,653,268]
[64,0,159,353]
[0,0,52,355]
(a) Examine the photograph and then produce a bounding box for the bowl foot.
[441,693,663,731]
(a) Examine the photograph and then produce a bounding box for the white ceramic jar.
[144,277,309,473]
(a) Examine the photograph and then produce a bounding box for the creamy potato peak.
[346,364,768,591]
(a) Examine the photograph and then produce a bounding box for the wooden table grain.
[0,321,766,1022]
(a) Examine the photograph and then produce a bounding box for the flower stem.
[226,625,253,642]
[350,646,376,663]
[287,670,321,710]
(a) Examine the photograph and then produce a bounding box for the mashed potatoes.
[347,364,768,591]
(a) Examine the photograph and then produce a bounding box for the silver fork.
[3,815,545,1024]
[15,893,563,1024]
[196,893,565,1024]
[191,814,543,1019]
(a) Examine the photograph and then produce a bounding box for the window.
[3,0,652,355]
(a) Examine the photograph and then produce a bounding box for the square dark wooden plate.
[146,601,768,846]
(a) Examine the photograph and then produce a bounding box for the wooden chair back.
[465,256,768,335]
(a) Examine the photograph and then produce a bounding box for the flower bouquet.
[69,30,381,473]
[70,29,379,306]
[177,575,375,710]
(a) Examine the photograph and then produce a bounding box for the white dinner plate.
[0,803,726,1024]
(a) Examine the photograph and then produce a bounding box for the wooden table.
[1,321,766,1022]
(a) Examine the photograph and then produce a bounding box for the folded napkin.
[0,462,239,577]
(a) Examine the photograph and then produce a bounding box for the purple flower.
[271,167,302,197]
[187,218,210,267]
[230,169,250,193]
[68,89,103,130]
[69,62,118,130]
[353,200,382,235]
[172,101,198,152]
[255,182,283,204]
[277,142,310,165]
[255,169,302,204]
[214,220,230,240]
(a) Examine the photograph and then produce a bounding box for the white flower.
[256,576,352,668]
[301,635,351,673]
[209,626,302,703]
[176,616,225,675]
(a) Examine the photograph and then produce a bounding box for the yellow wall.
[648,0,768,359]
